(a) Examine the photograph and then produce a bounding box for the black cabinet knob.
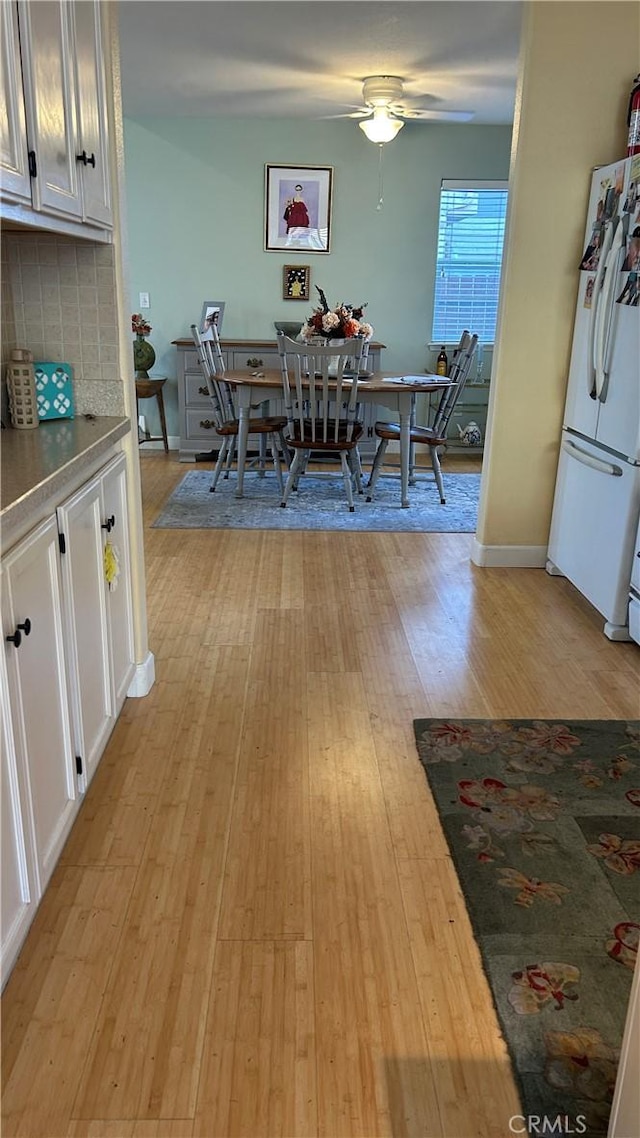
[76,150,96,167]
[6,617,31,647]
[101,515,115,533]
[198,385,208,396]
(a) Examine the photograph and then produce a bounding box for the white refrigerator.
[547,155,640,640]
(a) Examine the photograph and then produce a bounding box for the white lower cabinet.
[1,450,135,984]
[1,648,37,987]
[57,453,135,787]
[1,514,78,982]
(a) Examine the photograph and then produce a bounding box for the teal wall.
[123,117,512,437]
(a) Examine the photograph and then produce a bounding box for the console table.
[173,338,386,461]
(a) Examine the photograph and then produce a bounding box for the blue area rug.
[414,718,640,1137]
[152,470,481,532]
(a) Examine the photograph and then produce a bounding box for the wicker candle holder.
[7,349,39,430]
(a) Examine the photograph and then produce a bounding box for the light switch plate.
[139,292,150,308]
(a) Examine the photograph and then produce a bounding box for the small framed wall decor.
[199,300,226,340]
[283,264,310,301]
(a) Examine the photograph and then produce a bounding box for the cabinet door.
[57,475,113,786]
[72,0,112,227]
[1,645,37,988]
[0,1,31,205]
[17,0,82,220]
[100,454,135,710]
[2,516,77,892]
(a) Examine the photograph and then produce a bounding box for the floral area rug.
[413,718,640,1137]
[152,470,481,532]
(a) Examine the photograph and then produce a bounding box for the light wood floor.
[3,452,639,1138]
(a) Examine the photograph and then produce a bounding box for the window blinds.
[432,180,508,344]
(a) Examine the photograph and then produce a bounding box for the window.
[432,180,508,344]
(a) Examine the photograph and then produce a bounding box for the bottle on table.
[436,346,448,376]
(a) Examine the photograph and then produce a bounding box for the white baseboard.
[471,540,548,568]
[126,651,156,697]
[138,435,180,452]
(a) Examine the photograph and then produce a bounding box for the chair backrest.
[276,332,367,445]
[190,322,235,429]
[431,331,479,438]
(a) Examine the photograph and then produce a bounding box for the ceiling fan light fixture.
[359,107,404,144]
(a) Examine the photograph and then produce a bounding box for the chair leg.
[349,448,363,494]
[211,438,229,491]
[270,434,284,495]
[408,437,417,485]
[258,431,267,477]
[430,444,446,504]
[351,446,364,493]
[281,450,303,507]
[293,450,309,491]
[366,438,389,502]
[340,451,355,512]
[278,430,292,470]
[223,435,236,479]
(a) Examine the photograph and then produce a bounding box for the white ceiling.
[117,1,523,125]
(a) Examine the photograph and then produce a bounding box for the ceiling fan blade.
[321,108,371,120]
[401,108,475,123]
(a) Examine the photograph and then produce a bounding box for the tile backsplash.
[1,231,126,419]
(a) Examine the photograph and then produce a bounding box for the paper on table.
[382,375,441,384]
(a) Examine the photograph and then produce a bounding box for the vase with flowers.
[300,286,373,344]
[131,313,156,378]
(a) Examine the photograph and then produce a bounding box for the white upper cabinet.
[0,0,113,233]
[18,0,82,219]
[0,0,31,204]
[71,0,112,226]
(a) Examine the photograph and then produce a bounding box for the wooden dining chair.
[276,332,367,512]
[366,331,479,505]
[191,324,289,494]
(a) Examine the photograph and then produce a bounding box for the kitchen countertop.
[1,416,130,548]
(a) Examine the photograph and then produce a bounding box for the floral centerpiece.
[300,286,373,343]
[132,312,151,337]
[131,313,155,379]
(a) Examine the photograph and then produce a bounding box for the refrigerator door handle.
[562,438,623,476]
[586,219,614,398]
[594,222,625,401]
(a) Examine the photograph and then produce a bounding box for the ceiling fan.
[344,76,474,143]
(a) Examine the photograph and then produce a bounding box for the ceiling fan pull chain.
[377,143,384,211]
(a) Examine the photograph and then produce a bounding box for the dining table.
[223,370,455,507]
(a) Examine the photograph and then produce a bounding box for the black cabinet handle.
[199,420,215,430]
[198,385,209,396]
[246,357,263,367]
[76,150,96,167]
[6,629,22,648]
[17,619,31,636]
[101,515,115,533]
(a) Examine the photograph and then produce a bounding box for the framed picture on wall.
[199,301,226,340]
[265,165,333,254]
[282,264,310,301]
